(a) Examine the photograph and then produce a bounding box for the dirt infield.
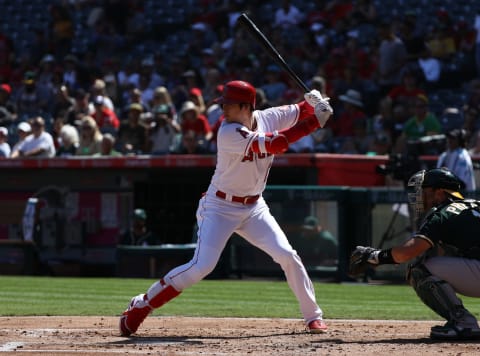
[1,316,480,355]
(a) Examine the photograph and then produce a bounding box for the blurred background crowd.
[1,0,480,159]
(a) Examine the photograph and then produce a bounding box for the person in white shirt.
[119,80,333,336]
[437,128,476,191]
[0,126,10,157]
[273,0,304,29]
[11,116,56,158]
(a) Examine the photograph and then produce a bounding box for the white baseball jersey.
[145,102,323,327]
[210,104,300,197]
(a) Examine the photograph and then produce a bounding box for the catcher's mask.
[407,168,465,222]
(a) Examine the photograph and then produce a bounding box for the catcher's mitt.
[348,246,379,277]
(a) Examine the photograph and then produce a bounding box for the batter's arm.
[250,115,320,155]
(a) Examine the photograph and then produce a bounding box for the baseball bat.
[236,13,310,93]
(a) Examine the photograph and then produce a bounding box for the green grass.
[1,276,480,321]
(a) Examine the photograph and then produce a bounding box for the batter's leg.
[120,195,238,336]
[238,202,323,327]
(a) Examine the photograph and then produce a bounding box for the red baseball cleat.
[119,294,152,337]
[308,319,328,334]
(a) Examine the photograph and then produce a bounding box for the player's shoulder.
[218,121,250,139]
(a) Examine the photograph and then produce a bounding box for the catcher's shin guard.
[119,279,181,336]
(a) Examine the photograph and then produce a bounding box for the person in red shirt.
[327,89,367,139]
[386,69,426,115]
[91,95,120,134]
[179,100,212,147]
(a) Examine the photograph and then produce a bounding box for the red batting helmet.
[215,80,256,108]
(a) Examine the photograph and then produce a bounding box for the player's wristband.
[377,248,397,265]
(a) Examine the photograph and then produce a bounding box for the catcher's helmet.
[407,168,465,226]
[215,80,256,108]
[421,168,465,191]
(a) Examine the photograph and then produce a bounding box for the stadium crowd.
[1,0,480,158]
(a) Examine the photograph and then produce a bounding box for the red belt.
[215,190,260,205]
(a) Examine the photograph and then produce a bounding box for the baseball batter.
[119,80,333,336]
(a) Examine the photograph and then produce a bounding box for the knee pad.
[409,264,465,321]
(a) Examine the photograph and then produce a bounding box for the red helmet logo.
[215,80,256,108]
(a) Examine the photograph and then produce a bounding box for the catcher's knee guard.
[409,264,471,323]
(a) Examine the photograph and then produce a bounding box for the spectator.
[91,95,120,134]
[62,54,82,92]
[273,0,304,30]
[337,117,375,154]
[437,128,476,191]
[11,116,56,158]
[65,88,91,127]
[468,130,480,157]
[121,87,150,118]
[396,94,442,154]
[94,133,122,157]
[116,103,148,155]
[376,21,408,96]
[326,89,367,145]
[90,79,115,111]
[119,208,159,246]
[49,3,74,60]
[0,83,16,127]
[179,100,212,146]
[175,130,209,154]
[402,94,442,140]
[139,57,163,90]
[52,84,74,120]
[10,122,31,155]
[147,104,181,155]
[386,68,426,117]
[367,131,392,156]
[0,126,10,157]
[189,87,207,115]
[417,46,442,90]
[56,124,79,157]
[76,116,103,156]
[151,86,177,120]
[287,133,316,153]
[15,71,53,120]
[260,65,288,105]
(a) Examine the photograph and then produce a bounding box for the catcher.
[349,167,480,340]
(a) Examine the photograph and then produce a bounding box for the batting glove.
[304,90,333,128]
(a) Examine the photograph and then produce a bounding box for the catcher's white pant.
[164,186,323,324]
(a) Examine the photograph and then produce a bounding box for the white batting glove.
[304,90,333,128]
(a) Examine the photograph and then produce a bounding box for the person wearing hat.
[326,89,367,140]
[115,103,148,154]
[349,168,480,340]
[119,80,333,336]
[179,100,212,148]
[10,122,31,156]
[0,126,10,157]
[119,208,159,246]
[11,116,56,158]
[437,128,476,191]
[147,104,181,155]
[90,95,120,133]
[15,71,52,119]
[291,216,338,266]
